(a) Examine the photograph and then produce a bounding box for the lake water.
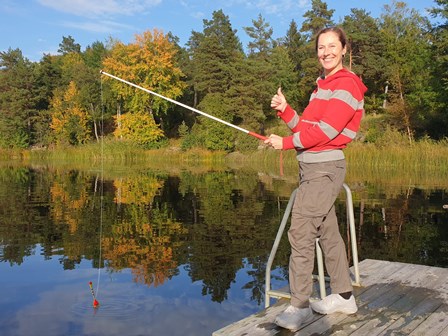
[0,164,447,336]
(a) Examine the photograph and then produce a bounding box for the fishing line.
[90,75,106,308]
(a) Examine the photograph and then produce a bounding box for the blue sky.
[0,0,436,62]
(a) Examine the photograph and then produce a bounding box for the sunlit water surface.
[0,165,446,336]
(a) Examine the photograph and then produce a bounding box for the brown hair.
[314,26,347,52]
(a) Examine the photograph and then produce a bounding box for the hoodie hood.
[318,68,367,95]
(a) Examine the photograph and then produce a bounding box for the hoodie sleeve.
[277,105,300,131]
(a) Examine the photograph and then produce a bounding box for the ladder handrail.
[265,188,297,308]
[265,183,360,308]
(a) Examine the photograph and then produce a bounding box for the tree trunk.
[91,103,99,142]
[348,49,352,71]
[396,72,413,145]
[117,103,122,139]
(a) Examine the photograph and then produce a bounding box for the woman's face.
[317,31,346,77]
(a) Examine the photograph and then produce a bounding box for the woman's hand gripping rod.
[100,70,267,141]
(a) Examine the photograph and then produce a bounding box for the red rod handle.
[248,131,268,141]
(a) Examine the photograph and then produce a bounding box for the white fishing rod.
[100,70,268,140]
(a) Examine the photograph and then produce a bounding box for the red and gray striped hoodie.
[279,68,367,163]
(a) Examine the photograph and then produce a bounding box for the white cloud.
[191,11,205,19]
[37,0,162,18]
[61,20,134,33]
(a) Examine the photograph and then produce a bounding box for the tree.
[279,20,307,110]
[32,54,63,146]
[102,29,186,125]
[296,0,335,108]
[83,41,108,69]
[244,14,274,57]
[50,81,90,145]
[379,1,433,142]
[342,9,386,116]
[113,111,164,148]
[186,10,245,150]
[239,14,276,132]
[58,35,81,55]
[284,20,305,69]
[196,93,235,151]
[190,10,244,96]
[428,0,448,138]
[0,48,39,148]
[301,0,335,38]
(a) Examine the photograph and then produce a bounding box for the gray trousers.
[288,159,353,307]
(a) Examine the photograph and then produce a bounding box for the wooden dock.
[213,259,448,335]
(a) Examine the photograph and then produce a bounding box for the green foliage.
[342,8,386,93]
[0,48,41,148]
[364,122,410,148]
[234,131,260,152]
[58,36,81,54]
[197,93,235,152]
[0,2,447,150]
[301,0,335,38]
[178,121,189,138]
[180,123,202,151]
[244,14,274,56]
[113,111,165,148]
[379,1,434,139]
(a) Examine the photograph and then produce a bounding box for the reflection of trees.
[1,165,447,307]
[179,171,290,303]
[49,170,115,269]
[103,204,187,287]
[103,174,189,287]
[50,171,90,233]
[355,185,446,266]
[113,174,163,205]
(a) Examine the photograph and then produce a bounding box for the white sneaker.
[310,294,358,315]
[274,305,314,331]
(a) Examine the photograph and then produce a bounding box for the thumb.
[277,87,284,97]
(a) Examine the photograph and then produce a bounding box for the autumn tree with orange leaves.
[102,29,186,146]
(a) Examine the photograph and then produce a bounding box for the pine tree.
[191,10,244,96]
[186,10,245,150]
[342,9,385,115]
[297,0,335,107]
[283,20,307,110]
[0,48,39,148]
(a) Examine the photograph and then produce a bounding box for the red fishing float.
[89,281,100,308]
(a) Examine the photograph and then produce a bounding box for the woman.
[265,26,367,331]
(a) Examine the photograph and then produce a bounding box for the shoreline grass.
[4,138,448,187]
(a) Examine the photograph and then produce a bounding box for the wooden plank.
[214,260,407,336]
[357,260,410,287]
[408,304,448,336]
[299,262,427,336]
[212,260,448,336]
[348,279,442,335]
[212,299,285,336]
[328,264,447,336]
[377,296,443,335]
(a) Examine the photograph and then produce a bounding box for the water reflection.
[0,165,447,336]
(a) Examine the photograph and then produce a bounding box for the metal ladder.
[265,183,361,308]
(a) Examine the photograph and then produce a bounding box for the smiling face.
[317,31,346,77]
